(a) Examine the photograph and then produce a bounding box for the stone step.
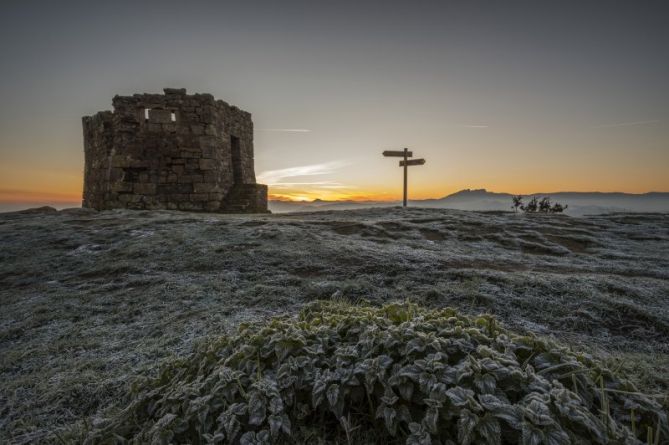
[220,183,268,213]
[225,204,250,211]
[225,198,251,207]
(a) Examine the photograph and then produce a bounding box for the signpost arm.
[403,148,408,207]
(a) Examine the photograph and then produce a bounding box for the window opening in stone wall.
[144,108,150,121]
[170,111,176,122]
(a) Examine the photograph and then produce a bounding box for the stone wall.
[82,88,268,213]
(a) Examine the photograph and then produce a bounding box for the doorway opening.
[230,136,242,183]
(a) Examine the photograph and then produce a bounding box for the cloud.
[459,124,489,128]
[257,161,349,185]
[268,182,348,190]
[593,119,659,128]
[259,128,311,133]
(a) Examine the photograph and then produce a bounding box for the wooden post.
[403,147,408,207]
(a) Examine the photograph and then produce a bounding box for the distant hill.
[269,188,669,215]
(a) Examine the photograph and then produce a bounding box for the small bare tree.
[550,202,568,213]
[539,197,552,213]
[513,196,568,214]
[522,196,538,213]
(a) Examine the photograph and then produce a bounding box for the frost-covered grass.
[0,207,668,443]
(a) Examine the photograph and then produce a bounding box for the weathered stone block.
[193,182,219,193]
[111,155,129,168]
[180,151,199,158]
[164,88,186,96]
[158,184,192,194]
[109,168,124,181]
[201,172,217,183]
[134,183,156,194]
[178,201,201,211]
[206,200,221,211]
[199,159,216,170]
[162,123,177,133]
[190,193,209,202]
[129,160,150,168]
[110,182,133,193]
[119,194,141,203]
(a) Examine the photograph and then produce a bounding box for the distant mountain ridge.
[438,188,513,199]
[269,188,669,215]
[440,188,669,199]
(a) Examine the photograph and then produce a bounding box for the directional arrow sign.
[399,159,426,167]
[383,150,413,157]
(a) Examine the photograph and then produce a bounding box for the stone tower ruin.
[82,88,268,213]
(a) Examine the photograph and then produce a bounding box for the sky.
[1,0,668,209]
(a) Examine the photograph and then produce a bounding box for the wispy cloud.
[259,128,311,133]
[269,182,348,190]
[593,119,659,128]
[257,161,349,185]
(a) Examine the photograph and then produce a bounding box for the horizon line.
[2,188,668,208]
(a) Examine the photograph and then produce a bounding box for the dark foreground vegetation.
[1,207,667,443]
[85,301,667,444]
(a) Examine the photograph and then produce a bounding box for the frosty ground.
[1,207,668,443]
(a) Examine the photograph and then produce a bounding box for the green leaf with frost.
[521,422,543,445]
[457,408,478,445]
[248,392,266,425]
[478,413,502,445]
[398,381,414,401]
[423,406,439,435]
[407,422,432,445]
[326,383,339,409]
[523,397,554,426]
[446,387,474,407]
[240,430,270,445]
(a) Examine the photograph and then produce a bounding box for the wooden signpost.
[382,147,425,207]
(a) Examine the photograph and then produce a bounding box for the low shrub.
[86,302,667,444]
[512,196,567,214]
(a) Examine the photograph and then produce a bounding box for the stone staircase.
[221,183,269,213]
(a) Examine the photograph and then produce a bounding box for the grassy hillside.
[1,207,667,443]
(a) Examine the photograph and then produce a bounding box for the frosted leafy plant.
[86,302,667,444]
